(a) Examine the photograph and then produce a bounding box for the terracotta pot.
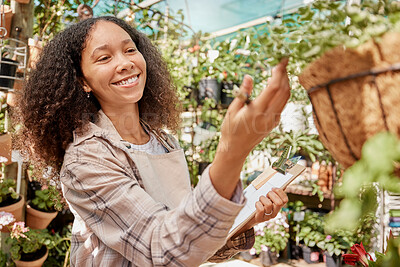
[14,247,48,267]
[26,204,58,229]
[15,0,31,4]
[0,133,12,164]
[0,195,24,232]
[0,5,13,38]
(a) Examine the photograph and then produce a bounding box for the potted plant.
[0,159,24,230]
[295,211,326,263]
[26,184,62,229]
[251,212,290,266]
[1,212,53,267]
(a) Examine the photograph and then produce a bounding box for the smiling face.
[80,21,147,112]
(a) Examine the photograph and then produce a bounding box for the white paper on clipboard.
[227,164,305,239]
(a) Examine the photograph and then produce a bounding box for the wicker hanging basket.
[299,32,400,169]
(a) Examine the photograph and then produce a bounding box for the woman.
[18,16,290,266]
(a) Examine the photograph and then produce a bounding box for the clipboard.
[227,152,306,240]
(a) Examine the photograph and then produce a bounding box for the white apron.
[125,124,192,209]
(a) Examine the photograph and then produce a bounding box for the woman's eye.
[97,56,109,62]
[126,48,136,53]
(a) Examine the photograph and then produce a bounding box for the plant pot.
[14,246,48,267]
[0,58,19,89]
[26,204,58,229]
[239,250,255,261]
[198,78,221,103]
[260,250,278,266]
[299,32,400,169]
[16,0,31,4]
[0,195,24,232]
[0,5,13,38]
[220,81,237,107]
[0,133,12,164]
[301,245,320,264]
[323,251,341,267]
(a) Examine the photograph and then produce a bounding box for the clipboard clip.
[272,146,301,175]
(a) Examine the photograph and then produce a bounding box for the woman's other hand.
[232,188,288,238]
[253,188,288,223]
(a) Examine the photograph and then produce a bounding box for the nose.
[116,55,134,72]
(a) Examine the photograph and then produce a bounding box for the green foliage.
[0,178,18,203]
[254,129,332,163]
[198,134,220,163]
[295,211,325,248]
[257,0,400,75]
[34,0,89,41]
[6,228,53,261]
[291,203,376,256]
[373,236,400,266]
[44,225,72,267]
[327,132,400,231]
[0,94,7,134]
[0,250,9,266]
[31,186,63,212]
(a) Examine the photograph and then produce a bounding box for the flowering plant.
[343,232,400,266]
[251,212,290,256]
[0,212,53,261]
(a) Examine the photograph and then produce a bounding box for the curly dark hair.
[15,16,181,182]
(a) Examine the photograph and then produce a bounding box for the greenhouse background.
[0,0,399,266]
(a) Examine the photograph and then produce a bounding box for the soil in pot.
[0,195,21,207]
[19,245,47,262]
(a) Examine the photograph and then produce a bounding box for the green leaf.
[303,45,321,58]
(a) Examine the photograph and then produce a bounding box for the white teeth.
[116,75,138,86]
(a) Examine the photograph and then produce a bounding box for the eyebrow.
[90,39,135,59]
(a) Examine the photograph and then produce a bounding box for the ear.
[80,78,92,93]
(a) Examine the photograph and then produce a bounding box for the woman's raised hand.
[219,58,290,158]
[210,58,290,199]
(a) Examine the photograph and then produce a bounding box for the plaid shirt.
[60,111,254,266]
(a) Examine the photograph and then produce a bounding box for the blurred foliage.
[327,132,400,231]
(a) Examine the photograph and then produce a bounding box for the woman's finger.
[267,190,284,207]
[228,75,254,114]
[259,195,273,215]
[254,58,290,109]
[271,188,289,204]
[254,201,266,222]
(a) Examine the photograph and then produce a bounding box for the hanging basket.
[299,32,400,169]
